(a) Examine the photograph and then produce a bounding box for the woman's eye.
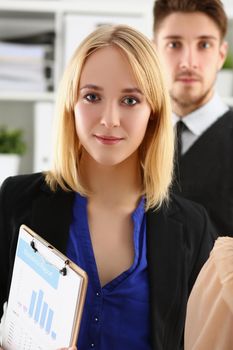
[123,97,138,106]
[84,93,100,102]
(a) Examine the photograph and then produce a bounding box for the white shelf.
[0,0,148,16]
[0,91,55,102]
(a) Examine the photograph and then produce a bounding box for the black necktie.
[174,120,187,190]
[176,120,187,160]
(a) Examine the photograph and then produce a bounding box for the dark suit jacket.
[0,173,216,350]
[174,109,233,236]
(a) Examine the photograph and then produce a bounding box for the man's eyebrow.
[80,84,103,91]
[163,35,218,40]
[197,35,218,41]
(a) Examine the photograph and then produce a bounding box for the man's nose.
[179,46,198,70]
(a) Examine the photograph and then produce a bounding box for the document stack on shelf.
[0,32,55,93]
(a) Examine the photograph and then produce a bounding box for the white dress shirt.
[172,93,229,154]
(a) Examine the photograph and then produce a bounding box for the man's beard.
[170,80,215,112]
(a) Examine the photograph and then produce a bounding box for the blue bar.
[29,291,36,318]
[39,302,48,329]
[45,308,54,334]
[34,290,43,323]
[51,331,56,340]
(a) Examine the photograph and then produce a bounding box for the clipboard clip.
[60,260,69,276]
[30,240,38,253]
[30,240,70,276]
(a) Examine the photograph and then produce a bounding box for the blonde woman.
[0,25,216,350]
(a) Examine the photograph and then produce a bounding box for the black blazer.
[0,173,216,350]
[174,109,233,236]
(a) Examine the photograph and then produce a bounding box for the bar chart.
[2,227,87,350]
[28,289,56,340]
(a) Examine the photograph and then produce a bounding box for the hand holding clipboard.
[1,225,88,350]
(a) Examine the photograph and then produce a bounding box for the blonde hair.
[46,24,174,210]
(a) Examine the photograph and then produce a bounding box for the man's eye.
[168,42,181,49]
[84,93,100,102]
[122,97,138,106]
[199,41,210,49]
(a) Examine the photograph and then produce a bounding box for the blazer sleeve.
[187,204,217,293]
[185,237,233,350]
[0,177,13,318]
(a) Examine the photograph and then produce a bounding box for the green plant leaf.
[0,126,26,155]
[223,52,233,69]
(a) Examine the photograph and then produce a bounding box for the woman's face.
[74,46,151,167]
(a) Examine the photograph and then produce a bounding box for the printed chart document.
[2,225,88,350]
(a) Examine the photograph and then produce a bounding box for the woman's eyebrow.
[80,84,103,91]
[80,85,143,95]
[121,88,143,94]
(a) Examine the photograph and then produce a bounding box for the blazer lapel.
[31,183,75,254]
[147,200,186,349]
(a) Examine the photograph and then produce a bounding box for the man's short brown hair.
[153,0,227,40]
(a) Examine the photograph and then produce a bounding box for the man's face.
[154,12,227,115]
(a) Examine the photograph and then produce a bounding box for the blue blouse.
[66,193,151,350]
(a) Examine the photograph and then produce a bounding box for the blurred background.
[0,0,232,184]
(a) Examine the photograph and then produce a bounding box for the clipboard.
[2,224,88,350]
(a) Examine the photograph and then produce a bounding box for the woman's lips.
[94,134,124,145]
